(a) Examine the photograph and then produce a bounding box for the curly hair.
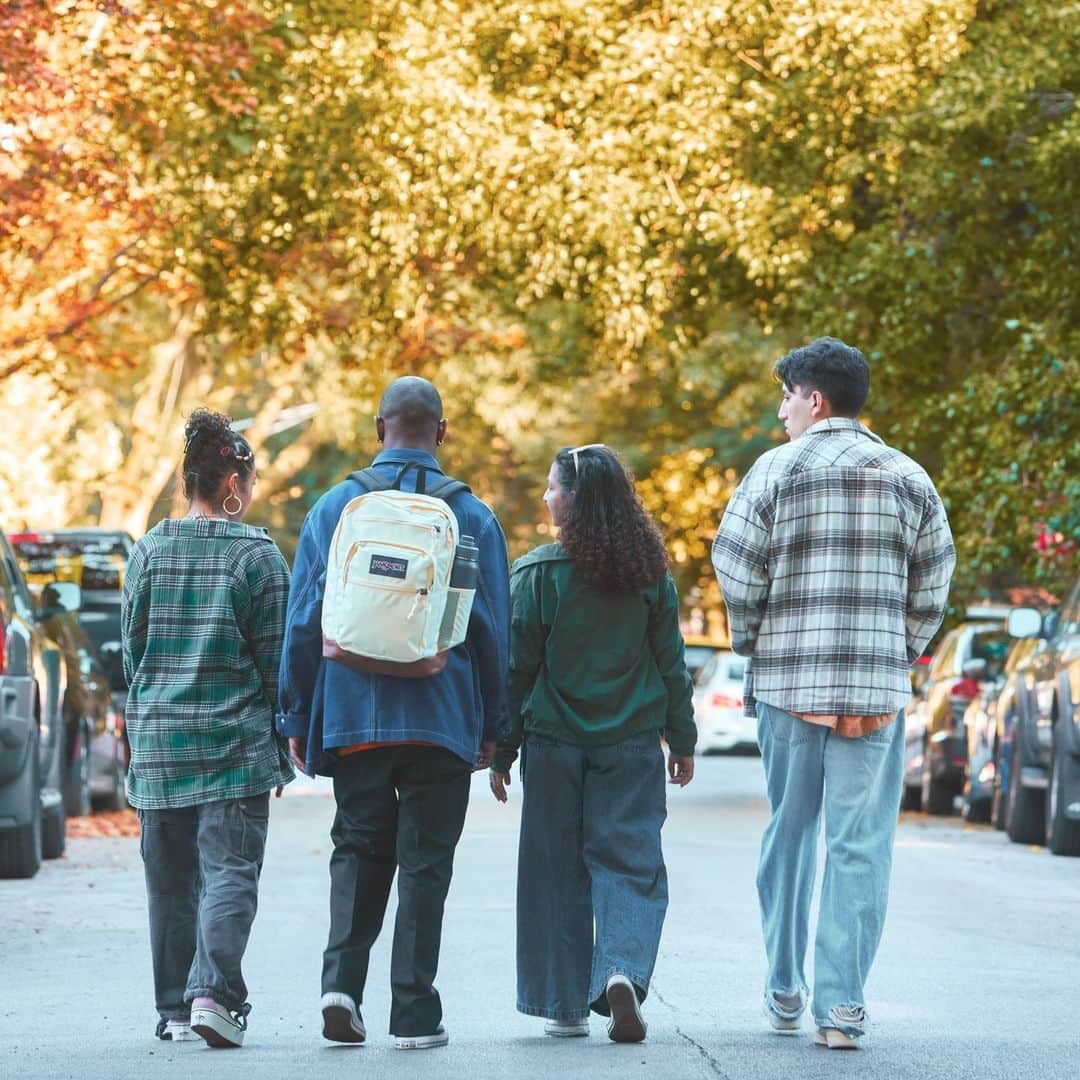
[555,445,669,594]
[181,408,254,503]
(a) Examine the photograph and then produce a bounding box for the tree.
[786,0,1080,600]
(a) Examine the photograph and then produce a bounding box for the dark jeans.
[516,730,669,1021]
[138,794,270,1020]
[322,745,472,1036]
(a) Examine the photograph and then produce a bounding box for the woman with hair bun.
[122,408,293,1049]
[490,444,696,1044]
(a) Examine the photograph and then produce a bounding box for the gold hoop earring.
[223,493,242,516]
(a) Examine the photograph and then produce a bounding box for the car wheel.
[1005,731,1045,845]
[41,799,66,860]
[62,721,93,818]
[921,765,954,816]
[0,744,42,879]
[963,796,991,824]
[94,759,128,812]
[1046,728,1080,857]
[991,739,1008,831]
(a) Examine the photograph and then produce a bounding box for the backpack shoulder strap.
[348,468,390,492]
[425,475,471,501]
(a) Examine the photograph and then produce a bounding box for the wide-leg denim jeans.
[139,793,270,1020]
[755,702,904,1035]
[515,729,668,1021]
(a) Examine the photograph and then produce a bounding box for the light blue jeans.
[755,702,905,1036]
[515,730,669,1021]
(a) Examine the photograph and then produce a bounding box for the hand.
[668,753,695,787]
[289,736,310,776]
[489,769,511,803]
[474,740,496,771]
[274,785,284,798]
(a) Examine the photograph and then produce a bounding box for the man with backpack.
[278,376,510,1051]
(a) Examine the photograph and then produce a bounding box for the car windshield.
[972,629,1011,672]
[9,534,129,592]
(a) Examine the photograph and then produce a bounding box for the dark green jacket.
[493,543,696,772]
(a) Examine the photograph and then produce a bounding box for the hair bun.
[184,407,234,443]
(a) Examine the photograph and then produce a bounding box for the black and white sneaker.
[321,992,366,1044]
[394,1025,449,1050]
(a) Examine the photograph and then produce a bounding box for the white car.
[693,650,755,754]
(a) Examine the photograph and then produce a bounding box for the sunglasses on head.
[568,443,607,475]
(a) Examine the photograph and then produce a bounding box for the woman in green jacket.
[490,443,696,1044]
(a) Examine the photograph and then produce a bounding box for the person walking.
[711,338,956,1049]
[122,408,293,1048]
[277,377,510,1051]
[489,443,696,1044]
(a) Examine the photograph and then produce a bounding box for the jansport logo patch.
[370,554,408,580]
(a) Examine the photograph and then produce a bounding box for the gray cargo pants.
[138,793,270,1020]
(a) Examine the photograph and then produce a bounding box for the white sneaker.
[544,1019,590,1037]
[394,1025,449,1050]
[764,990,804,1033]
[321,992,366,1044]
[190,996,247,1048]
[815,1027,860,1049]
[156,1018,200,1042]
[605,974,647,1043]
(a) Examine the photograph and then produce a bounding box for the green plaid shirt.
[121,518,294,809]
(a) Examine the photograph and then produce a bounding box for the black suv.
[1005,577,1080,856]
[0,533,75,878]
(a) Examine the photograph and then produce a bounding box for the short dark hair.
[182,408,254,502]
[774,337,870,417]
[378,377,443,437]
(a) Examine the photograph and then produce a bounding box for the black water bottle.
[449,534,479,590]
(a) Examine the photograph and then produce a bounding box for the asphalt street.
[2,755,1078,1080]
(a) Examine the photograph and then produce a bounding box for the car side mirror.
[962,658,988,681]
[1007,607,1042,639]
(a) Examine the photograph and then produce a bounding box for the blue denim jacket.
[276,449,510,774]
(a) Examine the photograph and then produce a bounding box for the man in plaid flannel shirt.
[712,337,955,1050]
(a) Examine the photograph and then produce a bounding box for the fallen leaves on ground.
[67,811,140,838]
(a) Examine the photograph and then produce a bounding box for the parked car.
[34,588,127,814]
[0,532,76,878]
[903,619,1012,814]
[9,528,133,714]
[961,636,1039,824]
[683,635,726,682]
[1004,577,1080,856]
[692,650,753,754]
[8,528,134,657]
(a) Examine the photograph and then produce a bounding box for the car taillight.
[949,678,979,702]
[711,692,743,709]
[0,632,5,675]
[7,532,42,544]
